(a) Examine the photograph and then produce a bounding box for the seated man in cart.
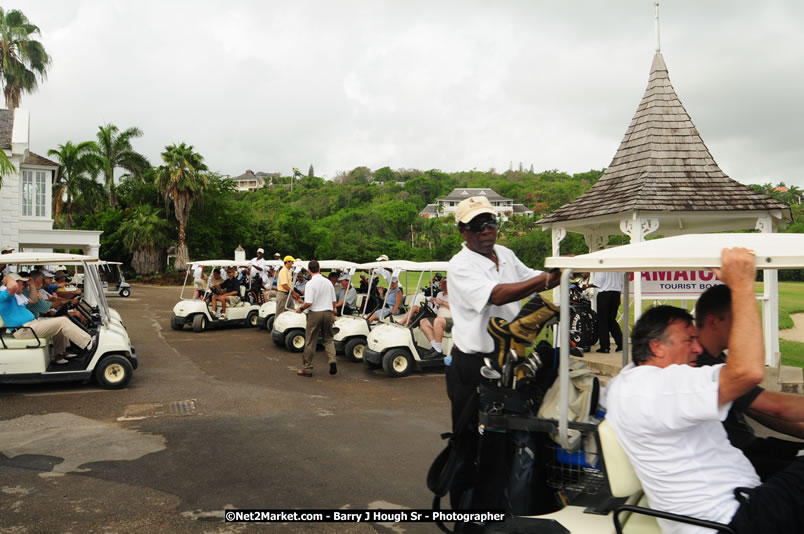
[210,267,241,318]
[606,248,804,533]
[694,283,804,481]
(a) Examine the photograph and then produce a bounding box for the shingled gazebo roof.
[539,52,789,227]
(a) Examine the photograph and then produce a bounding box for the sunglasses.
[464,220,499,233]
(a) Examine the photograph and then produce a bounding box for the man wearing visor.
[446,196,560,511]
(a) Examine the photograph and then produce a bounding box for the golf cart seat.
[0,315,50,350]
[597,420,735,534]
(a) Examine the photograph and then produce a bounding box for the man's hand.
[713,248,756,294]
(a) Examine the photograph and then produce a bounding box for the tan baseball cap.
[455,196,496,224]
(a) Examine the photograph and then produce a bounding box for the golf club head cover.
[488,295,559,368]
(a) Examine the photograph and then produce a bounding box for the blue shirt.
[0,289,36,327]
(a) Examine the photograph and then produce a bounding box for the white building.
[232,170,279,192]
[0,109,101,256]
[419,188,533,221]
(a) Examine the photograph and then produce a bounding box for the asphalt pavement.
[0,285,451,533]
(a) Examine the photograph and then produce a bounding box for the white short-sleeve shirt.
[303,274,336,312]
[250,257,267,283]
[447,243,543,354]
[606,363,760,534]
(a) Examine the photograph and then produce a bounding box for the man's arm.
[748,390,804,422]
[3,275,19,295]
[716,248,765,405]
[488,270,560,306]
[745,407,804,440]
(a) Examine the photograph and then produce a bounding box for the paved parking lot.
[0,285,451,533]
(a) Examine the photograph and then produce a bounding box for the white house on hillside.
[419,188,533,221]
[0,108,101,256]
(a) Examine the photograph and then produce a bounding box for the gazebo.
[538,50,791,365]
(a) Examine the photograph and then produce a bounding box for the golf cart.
[452,233,800,533]
[73,260,132,298]
[0,253,138,389]
[255,259,288,331]
[271,260,357,352]
[170,260,261,332]
[331,260,410,363]
[363,261,450,377]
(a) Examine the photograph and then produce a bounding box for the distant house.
[232,170,279,192]
[419,188,533,221]
[0,108,101,256]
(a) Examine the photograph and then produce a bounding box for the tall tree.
[119,204,171,275]
[48,141,97,229]
[90,124,149,207]
[0,8,50,108]
[308,164,314,178]
[156,142,208,270]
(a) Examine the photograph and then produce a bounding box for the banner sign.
[627,270,722,298]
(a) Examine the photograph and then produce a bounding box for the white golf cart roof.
[545,233,804,271]
[189,259,256,268]
[356,260,412,270]
[317,260,358,270]
[0,252,97,264]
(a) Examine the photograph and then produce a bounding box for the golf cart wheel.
[192,314,207,332]
[383,348,413,378]
[345,337,367,363]
[119,288,131,297]
[170,314,183,331]
[95,355,133,390]
[265,316,274,332]
[247,311,259,328]
[285,329,306,352]
[365,360,381,370]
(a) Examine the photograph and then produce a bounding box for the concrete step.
[778,365,803,394]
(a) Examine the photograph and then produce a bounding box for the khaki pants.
[302,310,336,372]
[14,317,92,357]
[275,291,292,317]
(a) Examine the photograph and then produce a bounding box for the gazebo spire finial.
[654,1,661,53]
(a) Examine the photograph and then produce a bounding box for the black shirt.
[221,277,240,295]
[696,349,765,450]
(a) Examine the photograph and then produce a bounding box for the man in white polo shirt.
[295,259,338,377]
[606,248,804,533]
[446,195,559,510]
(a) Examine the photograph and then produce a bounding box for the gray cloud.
[7,0,804,185]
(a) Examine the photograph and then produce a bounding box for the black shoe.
[615,346,623,352]
[596,348,610,353]
[423,348,442,360]
[329,362,337,375]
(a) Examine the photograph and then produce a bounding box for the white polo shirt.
[607,363,760,534]
[303,273,336,312]
[448,243,543,354]
[250,257,267,283]
[593,271,623,293]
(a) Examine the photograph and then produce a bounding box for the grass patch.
[777,282,804,330]
[780,339,804,369]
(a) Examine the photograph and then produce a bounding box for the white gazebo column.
[551,226,567,303]
[756,216,780,366]
[88,244,100,258]
[620,216,659,321]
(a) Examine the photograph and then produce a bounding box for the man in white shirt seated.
[606,248,804,534]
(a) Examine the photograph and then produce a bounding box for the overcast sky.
[6,0,804,185]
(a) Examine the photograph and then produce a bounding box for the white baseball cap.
[257,248,264,254]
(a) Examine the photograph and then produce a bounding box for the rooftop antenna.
[654,1,661,52]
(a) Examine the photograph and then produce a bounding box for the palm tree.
[0,8,51,108]
[90,124,150,207]
[155,142,208,271]
[119,204,171,275]
[0,148,15,189]
[48,141,96,229]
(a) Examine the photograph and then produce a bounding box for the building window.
[22,170,47,217]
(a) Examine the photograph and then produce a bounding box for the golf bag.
[568,283,597,351]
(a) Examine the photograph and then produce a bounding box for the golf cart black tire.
[285,329,306,352]
[170,314,183,331]
[344,337,367,363]
[120,288,131,297]
[266,316,274,332]
[382,348,413,378]
[246,310,259,328]
[192,314,207,332]
[365,360,381,370]
[94,355,134,390]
